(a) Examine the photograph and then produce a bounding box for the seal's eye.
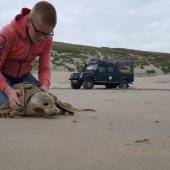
[43,102,49,106]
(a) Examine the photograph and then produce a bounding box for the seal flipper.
[10,110,25,118]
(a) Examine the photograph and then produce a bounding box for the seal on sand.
[0,83,76,118]
[25,91,61,117]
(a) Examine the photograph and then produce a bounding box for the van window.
[107,65,114,73]
[98,65,106,73]
[118,65,131,74]
[86,64,97,71]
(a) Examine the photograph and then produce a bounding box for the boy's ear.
[27,17,31,26]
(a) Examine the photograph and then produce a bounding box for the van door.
[107,65,120,83]
[95,65,108,83]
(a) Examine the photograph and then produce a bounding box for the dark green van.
[69,59,134,89]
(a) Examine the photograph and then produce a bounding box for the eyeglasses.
[29,18,54,38]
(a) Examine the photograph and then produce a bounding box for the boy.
[0,1,57,109]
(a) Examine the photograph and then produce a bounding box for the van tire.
[119,80,129,88]
[83,78,94,89]
[71,81,81,89]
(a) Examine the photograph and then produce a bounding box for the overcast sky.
[1,0,170,53]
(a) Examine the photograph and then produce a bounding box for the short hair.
[30,1,57,27]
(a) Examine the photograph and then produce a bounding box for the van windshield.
[85,64,98,71]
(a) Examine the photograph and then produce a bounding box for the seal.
[0,83,76,118]
[25,91,61,117]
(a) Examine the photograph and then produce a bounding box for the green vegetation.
[33,41,170,74]
[146,70,156,74]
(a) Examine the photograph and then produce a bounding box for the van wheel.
[71,81,81,89]
[119,80,129,88]
[83,78,94,89]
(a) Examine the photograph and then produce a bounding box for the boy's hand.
[4,86,22,110]
[40,84,49,92]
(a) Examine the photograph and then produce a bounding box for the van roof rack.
[89,59,134,64]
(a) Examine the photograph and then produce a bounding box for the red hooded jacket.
[0,8,52,91]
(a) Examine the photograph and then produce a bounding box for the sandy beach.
[0,72,170,170]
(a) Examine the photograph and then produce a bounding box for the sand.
[0,72,170,170]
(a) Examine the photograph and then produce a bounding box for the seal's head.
[26,92,61,117]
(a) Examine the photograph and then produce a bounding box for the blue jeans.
[0,73,39,105]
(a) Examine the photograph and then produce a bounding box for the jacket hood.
[11,8,30,39]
